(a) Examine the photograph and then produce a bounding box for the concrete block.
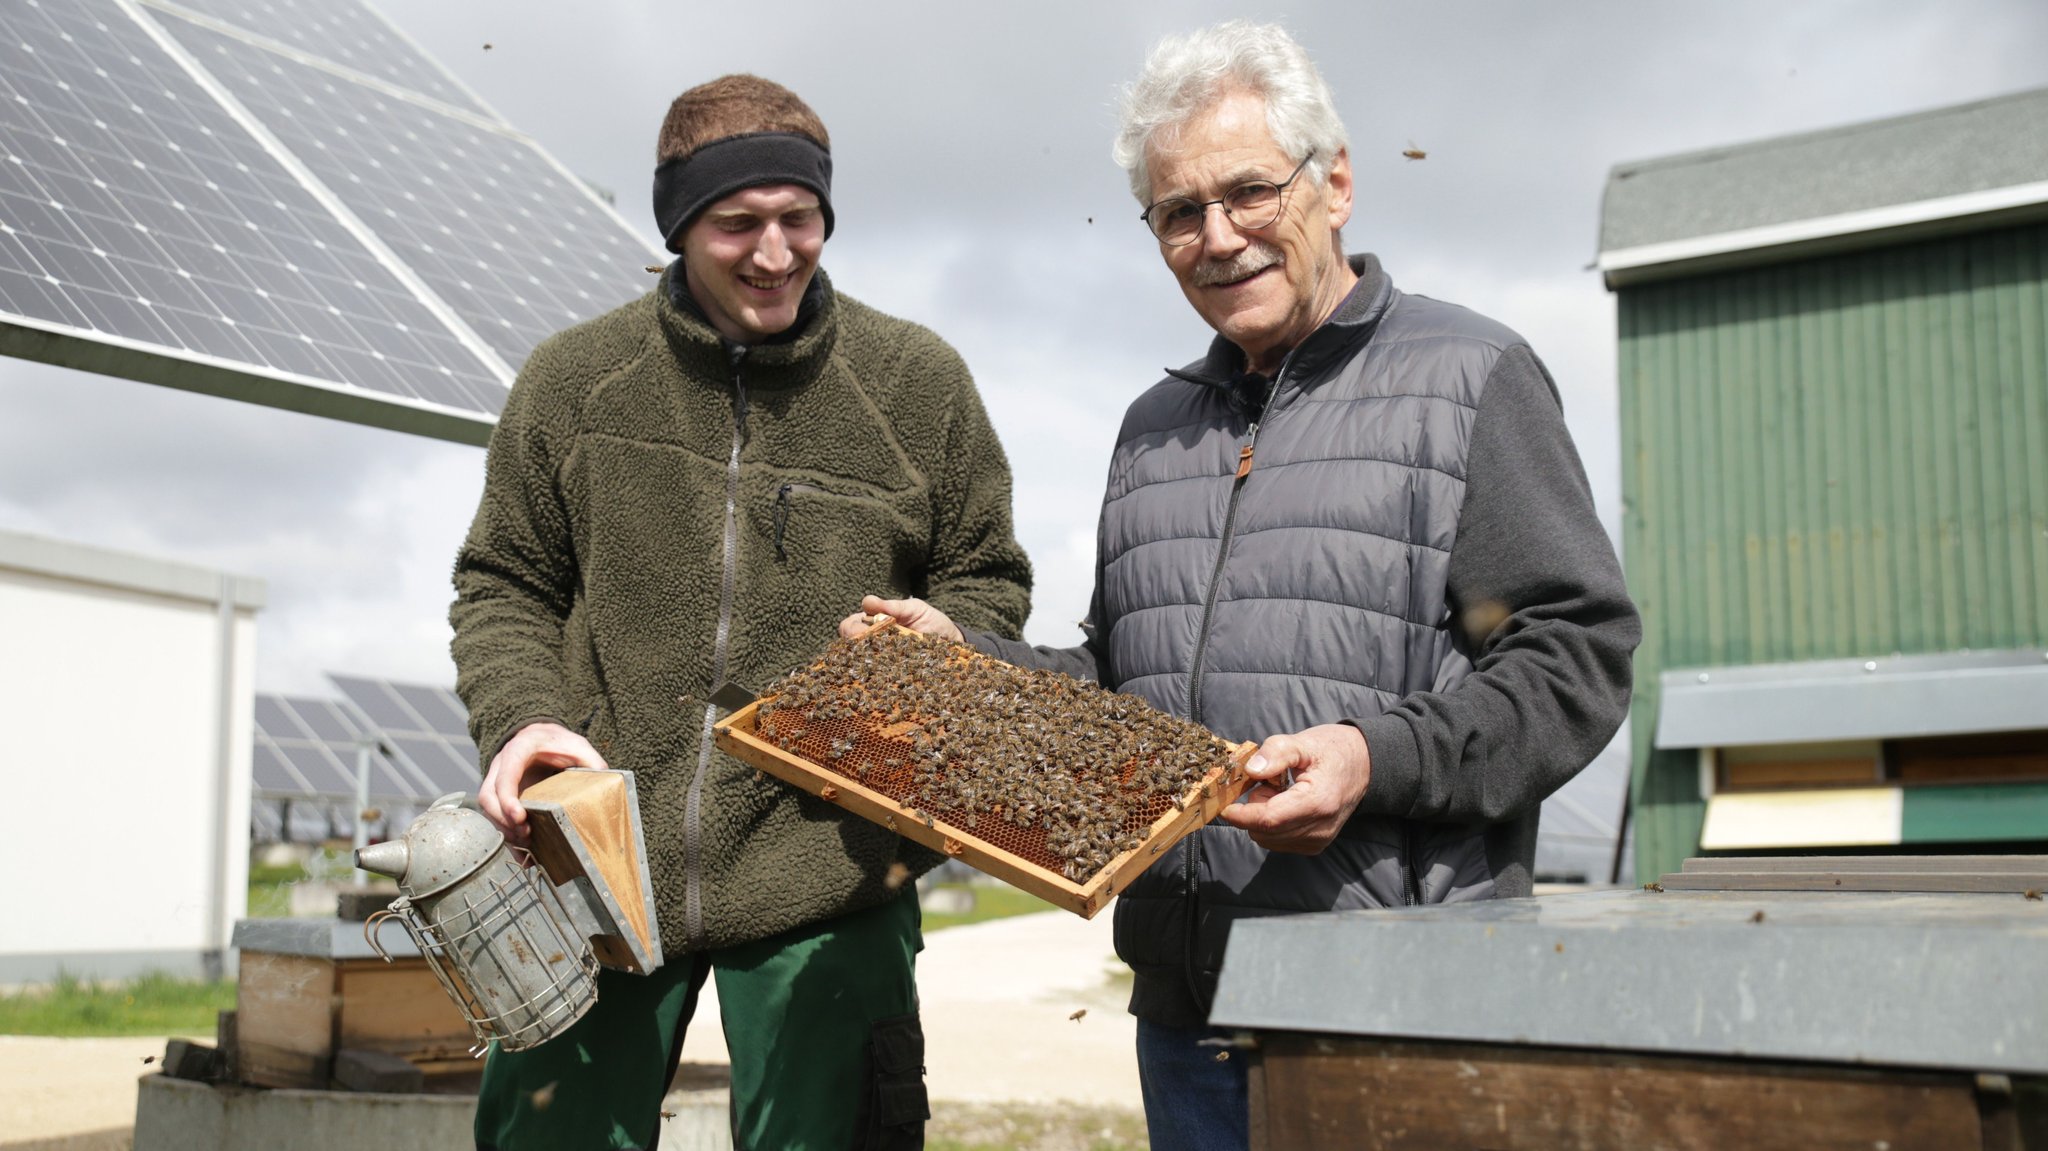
[160,1039,223,1082]
[333,1048,424,1094]
[334,890,398,922]
[133,1073,474,1151]
[133,1071,739,1150]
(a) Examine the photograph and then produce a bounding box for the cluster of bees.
[756,629,1236,882]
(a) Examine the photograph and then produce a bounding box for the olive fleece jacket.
[450,267,1031,955]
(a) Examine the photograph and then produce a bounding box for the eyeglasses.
[1138,151,1316,246]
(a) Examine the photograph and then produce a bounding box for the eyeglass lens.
[1147,181,1285,245]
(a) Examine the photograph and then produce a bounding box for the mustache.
[1191,244,1282,287]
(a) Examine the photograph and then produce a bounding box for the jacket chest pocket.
[755,480,927,587]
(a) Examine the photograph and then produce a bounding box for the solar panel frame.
[0,0,510,443]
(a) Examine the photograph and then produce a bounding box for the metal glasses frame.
[1138,150,1317,246]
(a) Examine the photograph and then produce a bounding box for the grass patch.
[246,846,357,918]
[921,882,1056,933]
[245,860,302,918]
[929,1099,1148,1151]
[0,971,232,1038]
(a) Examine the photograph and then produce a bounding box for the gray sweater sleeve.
[959,585,1112,684]
[1350,344,1640,823]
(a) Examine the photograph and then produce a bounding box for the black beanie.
[652,131,835,252]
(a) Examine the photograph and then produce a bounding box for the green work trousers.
[473,889,926,1151]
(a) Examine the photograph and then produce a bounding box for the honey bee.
[752,625,1237,883]
[1401,141,1427,161]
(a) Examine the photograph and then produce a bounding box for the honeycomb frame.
[713,620,1256,918]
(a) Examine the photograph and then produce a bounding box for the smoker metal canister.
[359,793,600,1053]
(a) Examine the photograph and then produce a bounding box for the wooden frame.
[713,625,1255,918]
[521,767,663,973]
[1247,1034,2036,1151]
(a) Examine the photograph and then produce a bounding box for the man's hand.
[837,594,963,642]
[1217,723,1372,854]
[478,722,609,847]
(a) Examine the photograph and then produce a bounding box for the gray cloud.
[5,0,2047,705]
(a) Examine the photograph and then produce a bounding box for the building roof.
[0,527,264,609]
[1598,85,2048,287]
[1211,886,2048,1074]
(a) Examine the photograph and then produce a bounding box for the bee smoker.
[357,771,663,1054]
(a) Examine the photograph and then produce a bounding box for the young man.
[451,74,1031,1150]
[852,22,1638,1149]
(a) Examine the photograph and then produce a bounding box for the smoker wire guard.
[360,771,663,1055]
[366,848,603,1055]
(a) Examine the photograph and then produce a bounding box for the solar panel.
[328,674,483,798]
[158,13,650,367]
[252,690,435,801]
[150,0,498,120]
[0,0,659,444]
[0,0,512,440]
[391,680,467,738]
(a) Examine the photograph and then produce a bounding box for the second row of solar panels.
[252,674,481,805]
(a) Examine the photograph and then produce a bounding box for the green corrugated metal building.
[1599,87,2048,881]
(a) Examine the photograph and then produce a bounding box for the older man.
[455,74,1030,1150]
[851,21,1637,1147]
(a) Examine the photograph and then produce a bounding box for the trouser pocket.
[853,1012,928,1150]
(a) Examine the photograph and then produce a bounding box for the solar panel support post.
[205,574,237,982]
[353,740,374,889]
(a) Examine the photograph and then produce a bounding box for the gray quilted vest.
[1101,255,1519,1024]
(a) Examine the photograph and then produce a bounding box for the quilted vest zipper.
[1181,367,1280,1009]
[684,346,749,948]
[1186,362,1286,727]
[1186,419,1258,728]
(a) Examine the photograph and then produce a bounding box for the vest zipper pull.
[1235,443,1255,480]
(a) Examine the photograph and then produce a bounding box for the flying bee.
[1401,141,1426,161]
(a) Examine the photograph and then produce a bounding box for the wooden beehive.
[714,622,1255,918]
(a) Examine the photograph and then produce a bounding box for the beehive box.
[714,621,1255,917]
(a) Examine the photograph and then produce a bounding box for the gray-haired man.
[850,21,1638,1146]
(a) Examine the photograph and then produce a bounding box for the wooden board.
[1250,1034,2001,1151]
[235,951,477,1089]
[521,767,661,971]
[1663,854,2048,893]
[714,625,1255,918]
[333,959,474,1062]
[234,951,335,1089]
[1679,854,2048,874]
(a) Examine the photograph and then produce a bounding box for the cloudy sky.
[6,0,2048,872]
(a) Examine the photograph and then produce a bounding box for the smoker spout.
[355,840,410,881]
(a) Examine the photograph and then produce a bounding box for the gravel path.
[1,907,1141,1146]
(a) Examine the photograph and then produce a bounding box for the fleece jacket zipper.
[684,345,749,948]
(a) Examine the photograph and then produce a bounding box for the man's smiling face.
[1145,88,1353,374]
[680,183,825,343]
